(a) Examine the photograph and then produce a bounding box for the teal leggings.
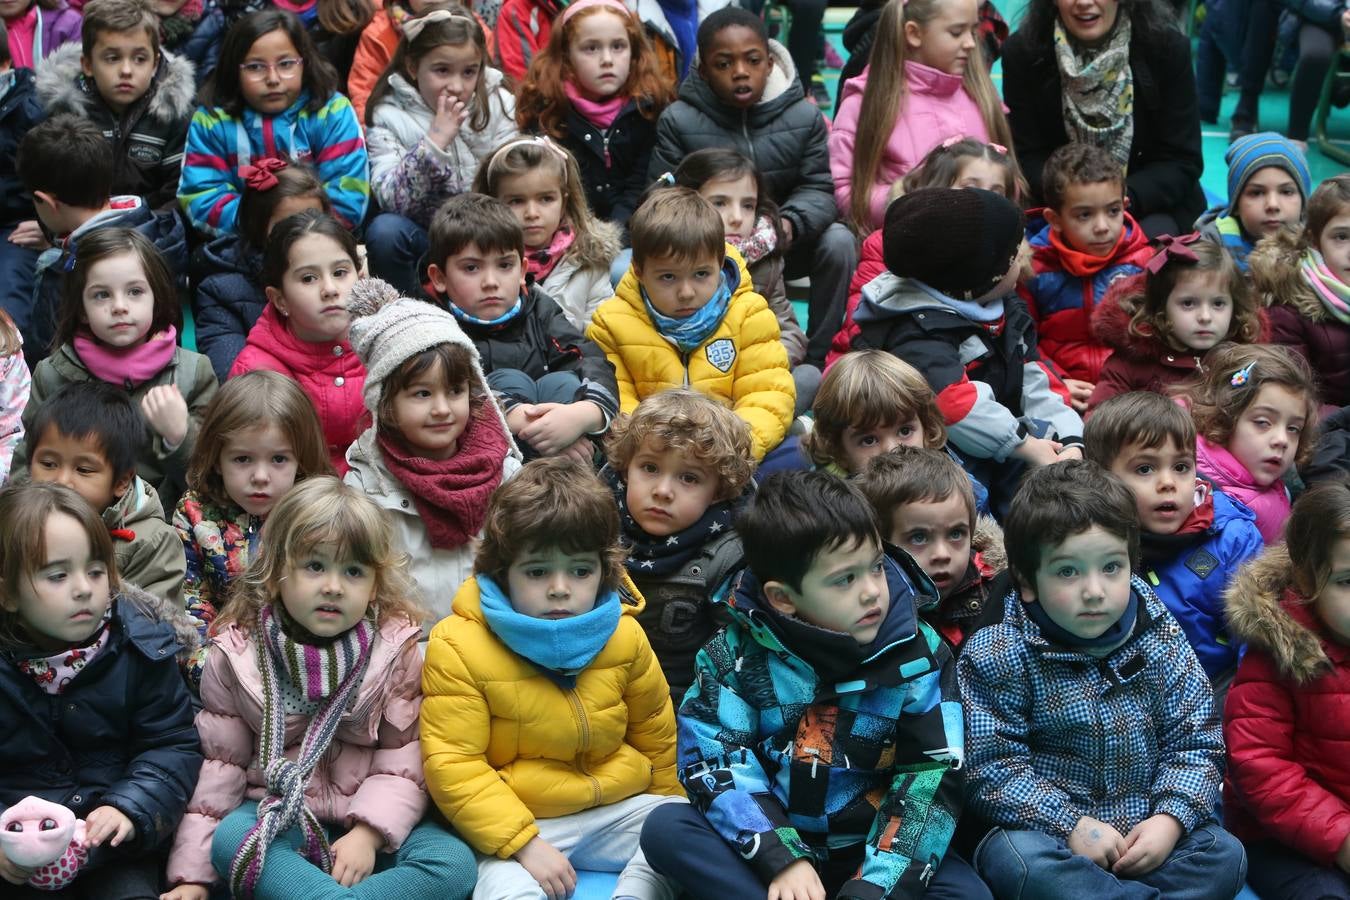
[211,802,476,900]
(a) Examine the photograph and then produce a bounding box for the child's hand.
[1062,378,1094,412]
[516,402,604,457]
[428,92,469,151]
[767,858,826,900]
[8,220,49,250]
[159,884,212,900]
[141,385,189,449]
[0,842,34,885]
[85,805,136,848]
[515,835,576,900]
[1112,814,1182,877]
[1067,815,1127,870]
[1057,445,1083,461]
[1012,434,1065,467]
[779,216,796,247]
[331,822,382,887]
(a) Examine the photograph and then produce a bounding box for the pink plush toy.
[0,796,88,891]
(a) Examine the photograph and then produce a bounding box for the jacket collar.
[1008,575,1162,673]
[246,302,355,373]
[904,59,966,97]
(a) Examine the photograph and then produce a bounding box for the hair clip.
[657,171,675,187]
[402,8,478,42]
[1144,232,1202,275]
[1230,361,1256,388]
[989,142,1008,154]
[240,157,288,192]
[61,248,77,273]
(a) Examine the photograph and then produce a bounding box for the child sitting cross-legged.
[641,470,989,899]
[959,460,1247,899]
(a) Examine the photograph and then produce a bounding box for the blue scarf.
[475,574,622,678]
[915,280,1006,322]
[448,293,525,329]
[1023,589,1139,652]
[640,259,737,353]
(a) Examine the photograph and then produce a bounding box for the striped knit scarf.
[229,606,374,898]
[1301,247,1350,324]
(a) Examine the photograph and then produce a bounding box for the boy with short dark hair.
[36,0,196,210]
[960,460,1246,898]
[1022,143,1155,409]
[0,19,46,342]
[641,470,990,900]
[1085,390,1264,688]
[25,381,186,604]
[426,192,618,462]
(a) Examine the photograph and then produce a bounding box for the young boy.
[0,21,46,334]
[426,192,619,462]
[15,113,187,365]
[959,460,1247,897]
[1196,132,1310,272]
[648,6,856,367]
[36,0,196,210]
[421,456,684,899]
[1085,390,1264,690]
[1021,142,1154,408]
[588,187,795,461]
[25,381,186,604]
[602,388,754,703]
[857,446,1006,652]
[641,471,989,900]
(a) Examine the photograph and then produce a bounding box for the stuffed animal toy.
[0,796,88,890]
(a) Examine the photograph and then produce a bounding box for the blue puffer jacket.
[0,68,43,227]
[0,587,203,865]
[191,235,265,382]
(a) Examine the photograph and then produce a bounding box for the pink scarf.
[563,81,624,131]
[5,7,36,69]
[73,326,179,389]
[526,224,575,283]
[729,215,778,266]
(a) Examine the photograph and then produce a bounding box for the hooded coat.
[535,217,621,332]
[0,67,44,228]
[105,476,185,606]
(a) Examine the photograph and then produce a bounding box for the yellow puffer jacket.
[586,246,795,459]
[420,574,681,858]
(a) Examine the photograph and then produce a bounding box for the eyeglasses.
[238,58,304,81]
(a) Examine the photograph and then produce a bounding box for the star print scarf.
[601,465,737,577]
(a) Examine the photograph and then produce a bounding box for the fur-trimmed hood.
[1091,272,1157,358]
[1249,227,1325,321]
[563,217,622,271]
[973,514,1006,573]
[36,42,197,125]
[118,581,201,659]
[1225,543,1332,684]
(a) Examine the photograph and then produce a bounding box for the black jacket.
[191,236,265,382]
[0,68,44,228]
[559,100,660,231]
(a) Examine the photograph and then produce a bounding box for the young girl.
[1191,342,1320,544]
[194,157,333,381]
[229,210,366,475]
[161,476,476,900]
[1251,173,1350,410]
[1224,480,1350,900]
[2,0,80,68]
[472,135,620,333]
[828,0,1015,234]
[515,0,675,230]
[1089,234,1264,412]
[343,277,521,624]
[0,481,201,899]
[177,8,369,238]
[173,370,332,688]
[364,5,515,298]
[0,309,29,484]
[15,228,217,512]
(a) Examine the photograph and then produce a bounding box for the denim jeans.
[1245,839,1350,900]
[365,212,430,300]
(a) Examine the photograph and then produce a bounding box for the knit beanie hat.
[1225,132,1311,217]
[882,188,1026,300]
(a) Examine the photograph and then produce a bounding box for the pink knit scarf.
[563,80,624,131]
[526,224,575,282]
[72,326,179,389]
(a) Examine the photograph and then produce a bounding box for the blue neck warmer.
[914,280,1006,322]
[475,574,622,678]
[640,259,737,353]
[448,292,525,329]
[1024,589,1140,652]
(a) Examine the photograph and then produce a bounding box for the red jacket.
[826,228,885,369]
[1224,544,1350,866]
[228,304,367,475]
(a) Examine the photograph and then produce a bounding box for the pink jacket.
[828,61,990,231]
[228,303,367,475]
[165,617,426,887]
[1196,435,1291,544]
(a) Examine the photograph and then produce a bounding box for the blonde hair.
[1189,343,1320,469]
[216,477,425,633]
[472,137,605,259]
[805,350,947,468]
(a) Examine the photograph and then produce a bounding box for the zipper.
[566,688,602,807]
[680,350,691,388]
[741,111,755,165]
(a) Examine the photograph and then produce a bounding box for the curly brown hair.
[1125,238,1261,351]
[1189,342,1320,469]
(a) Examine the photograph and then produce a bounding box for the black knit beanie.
[882,188,1026,300]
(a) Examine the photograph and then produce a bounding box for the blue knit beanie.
[1225,132,1311,217]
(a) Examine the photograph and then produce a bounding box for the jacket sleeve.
[1149,621,1224,833]
[312,95,371,230]
[496,0,548,82]
[610,116,658,228]
[153,103,191,212]
[347,25,389,124]
[957,624,1085,838]
[0,351,30,484]
[828,90,861,220]
[1123,35,1204,223]
[1085,354,1135,414]
[9,357,55,478]
[193,274,258,384]
[620,621,680,796]
[539,297,620,420]
[1001,36,1056,205]
[585,303,640,414]
[171,503,212,693]
[730,296,794,460]
[155,353,219,483]
[751,257,806,367]
[122,520,187,606]
[646,104,684,185]
[368,124,468,226]
[1267,304,1312,363]
[780,109,836,244]
[1020,358,1084,446]
[178,108,243,236]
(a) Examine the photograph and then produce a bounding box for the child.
[229,210,365,475]
[425,192,618,461]
[343,277,521,624]
[650,7,853,367]
[36,0,196,210]
[177,8,368,237]
[1191,342,1319,544]
[421,457,685,898]
[849,187,1083,515]
[858,445,1005,652]
[364,5,515,298]
[1021,142,1155,408]
[959,460,1247,898]
[588,187,795,461]
[15,113,187,366]
[193,156,332,381]
[829,0,1014,234]
[1250,173,1350,409]
[15,227,216,513]
[1089,235,1264,412]
[472,134,621,332]
[1224,480,1350,900]
[27,381,185,605]
[0,480,201,897]
[0,21,46,333]
[0,310,28,483]
[2,0,81,67]
[515,0,674,230]
[1086,390,1264,690]
[161,477,476,900]
[601,388,754,702]
[640,470,987,898]
[173,370,332,687]
[1196,132,1310,272]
